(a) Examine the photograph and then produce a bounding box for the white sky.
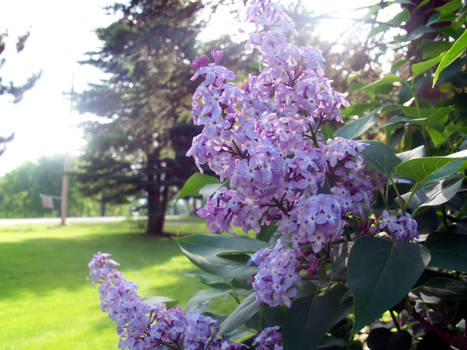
[0,0,374,176]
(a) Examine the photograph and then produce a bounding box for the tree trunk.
[145,150,167,236]
[100,195,107,217]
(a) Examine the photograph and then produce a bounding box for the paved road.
[0,216,142,226]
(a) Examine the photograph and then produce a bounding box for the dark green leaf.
[219,292,262,335]
[316,336,347,350]
[348,237,430,336]
[382,116,416,127]
[177,172,221,200]
[433,29,467,86]
[257,224,277,242]
[283,284,351,350]
[360,141,401,175]
[395,156,466,187]
[331,242,352,279]
[416,208,440,235]
[417,277,467,300]
[403,175,463,213]
[178,234,266,277]
[406,26,435,41]
[420,40,451,59]
[388,127,405,150]
[426,232,467,271]
[398,105,454,119]
[185,288,231,313]
[185,269,233,287]
[334,112,378,139]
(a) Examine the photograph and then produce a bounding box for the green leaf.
[177,172,221,200]
[257,224,277,242]
[427,128,446,148]
[341,102,377,117]
[411,54,444,79]
[417,277,467,300]
[185,269,233,287]
[363,75,402,91]
[185,288,232,313]
[178,234,266,277]
[420,40,451,59]
[389,9,410,26]
[426,232,467,272]
[282,285,352,350]
[360,141,401,175]
[348,82,365,93]
[433,29,467,86]
[435,0,461,14]
[403,175,463,213]
[334,112,378,139]
[347,71,362,85]
[398,105,454,119]
[396,156,466,187]
[397,145,426,162]
[382,116,417,127]
[362,5,381,21]
[348,237,430,336]
[405,26,435,41]
[417,0,431,8]
[219,292,262,335]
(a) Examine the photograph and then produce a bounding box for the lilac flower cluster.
[187,0,385,307]
[249,240,302,307]
[89,252,244,350]
[379,210,419,241]
[252,326,283,350]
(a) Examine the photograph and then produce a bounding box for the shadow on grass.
[0,230,193,300]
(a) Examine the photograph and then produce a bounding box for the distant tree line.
[0,154,130,218]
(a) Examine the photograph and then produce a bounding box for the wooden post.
[60,76,74,225]
[60,154,69,225]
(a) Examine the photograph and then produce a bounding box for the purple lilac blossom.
[89,252,244,350]
[252,326,283,350]
[248,240,302,307]
[379,210,419,241]
[187,0,385,307]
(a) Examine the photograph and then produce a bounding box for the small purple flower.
[253,326,283,349]
[379,210,419,241]
[249,240,301,307]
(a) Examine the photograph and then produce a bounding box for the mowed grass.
[0,219,234,350]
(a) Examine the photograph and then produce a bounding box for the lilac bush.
[87,1,467,350]
[187,0,402,310]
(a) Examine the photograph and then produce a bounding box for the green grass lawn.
[0,219,235,350]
